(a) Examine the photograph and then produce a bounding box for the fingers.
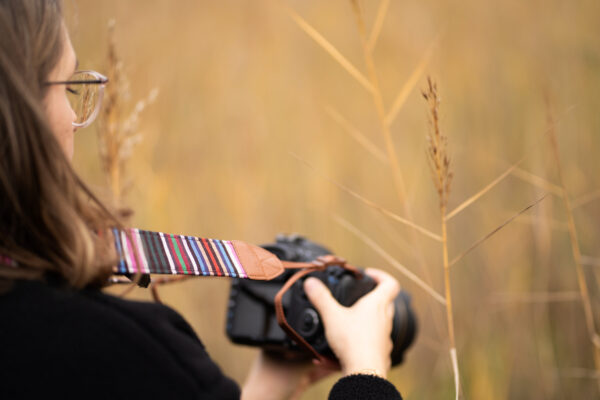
[304,270,400,315]
[364,268,401,303]
[304,277,340,318]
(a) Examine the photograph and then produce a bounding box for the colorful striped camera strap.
[112,228,249,278]
[110,228,327,281]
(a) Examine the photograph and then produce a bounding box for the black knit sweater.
[0,280,402,399]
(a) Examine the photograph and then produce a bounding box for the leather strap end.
[231,240,285,280]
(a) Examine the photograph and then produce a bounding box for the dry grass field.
[67,0,600,398]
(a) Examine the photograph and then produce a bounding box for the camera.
[226,234,417,366]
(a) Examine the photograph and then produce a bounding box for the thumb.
[304,277,339,318]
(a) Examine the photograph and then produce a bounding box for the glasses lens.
[66,72,102,126]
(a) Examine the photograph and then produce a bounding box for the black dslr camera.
[226,235,417,366]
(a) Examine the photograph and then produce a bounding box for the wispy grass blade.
[572,189,600,209]
[511,167,563,196]
[287,7,374,93]
[384,38,437,127]
[291,152,442,241]
[334,215,446,305]
[491,291,581,303]
[581,256,600,267]
[511,213,569,231]
[367,0,390,51]
[449,195,548,267]
[445,159,522,221]
[350,0,409,206]
[324,105,389,164]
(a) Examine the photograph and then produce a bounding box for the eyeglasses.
[45,70,109,128]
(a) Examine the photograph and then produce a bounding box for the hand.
[241,351,336,400]
[303,268,400,378]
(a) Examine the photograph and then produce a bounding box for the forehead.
[57,28,77,76]
[64,31,77,70]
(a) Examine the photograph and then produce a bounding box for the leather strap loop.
[274,255,362,368]
[274,267,325,362]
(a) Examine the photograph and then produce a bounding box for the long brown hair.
[0,0,119,289]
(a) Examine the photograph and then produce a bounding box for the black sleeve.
[329,374,403,400]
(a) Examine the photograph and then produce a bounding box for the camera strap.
[110,228,292,281]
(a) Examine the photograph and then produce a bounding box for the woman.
[0,1,403,399]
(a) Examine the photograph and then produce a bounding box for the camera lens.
[390,291,417,366]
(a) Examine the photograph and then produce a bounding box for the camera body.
[226,235,417,365]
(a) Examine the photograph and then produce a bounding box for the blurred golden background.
[66,0,600,398]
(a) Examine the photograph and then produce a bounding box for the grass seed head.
[96,19,157,205]
[423,76,452,209]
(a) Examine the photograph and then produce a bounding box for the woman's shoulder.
[0,279,240,400]
[0,279,191,339]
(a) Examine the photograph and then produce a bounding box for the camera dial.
[298,308,320,337]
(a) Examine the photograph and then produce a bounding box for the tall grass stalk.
[546,102,600,391]
[422,77,460,399]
